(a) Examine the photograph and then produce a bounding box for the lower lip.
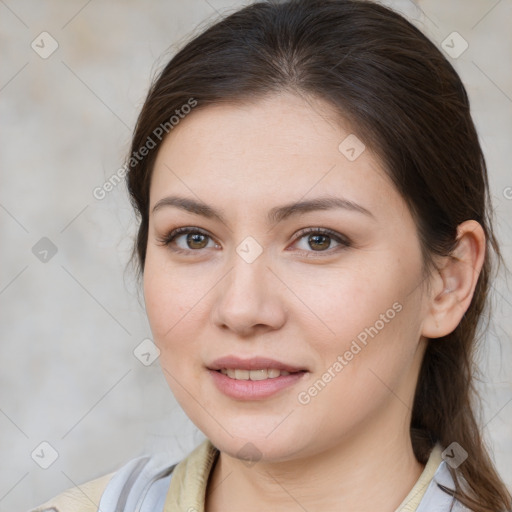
[208,369,308,400]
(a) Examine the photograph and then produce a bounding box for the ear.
[421,220,486,339]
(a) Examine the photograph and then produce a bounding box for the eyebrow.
[152,195,375,224]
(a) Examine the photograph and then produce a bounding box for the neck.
[205,407,425,512]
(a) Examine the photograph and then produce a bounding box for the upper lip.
[208,356,307,373]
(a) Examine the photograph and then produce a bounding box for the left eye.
[292,228,350,253]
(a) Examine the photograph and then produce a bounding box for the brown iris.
[187,232,209,249]
[308,234,331,251]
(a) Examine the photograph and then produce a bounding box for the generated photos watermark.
[297,301,403,405]
[93,98,197,200]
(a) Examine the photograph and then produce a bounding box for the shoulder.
[27,471,115,512]
[28,451,182,512]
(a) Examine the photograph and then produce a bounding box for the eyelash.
[156,226,351,258]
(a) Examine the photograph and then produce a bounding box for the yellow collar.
[163,438,219,512]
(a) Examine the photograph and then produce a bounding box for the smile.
[218,368,292,380]
[209,368,308,400]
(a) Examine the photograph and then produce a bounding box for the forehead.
[149,92,401,218]
[154,92,352,169]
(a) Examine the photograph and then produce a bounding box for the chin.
[206,426,311,464]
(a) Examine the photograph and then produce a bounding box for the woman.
[30,0,511,511]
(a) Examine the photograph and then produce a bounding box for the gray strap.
[135,465,177,512]
[115,457,151,512]
[98,452,181,512]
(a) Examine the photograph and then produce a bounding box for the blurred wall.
[1,1,511,510]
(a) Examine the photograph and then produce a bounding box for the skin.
[143,91,485,511]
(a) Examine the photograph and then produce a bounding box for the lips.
[207,355,307,374]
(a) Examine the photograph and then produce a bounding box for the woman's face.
[144,92,431,462]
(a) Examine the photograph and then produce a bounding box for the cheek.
[143,250,203,349]
[280,260,404,345]
[143,260,208,408]
[289,258,423,390]
[294,301,421,437]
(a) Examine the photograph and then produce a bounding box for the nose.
[210,248,287,337]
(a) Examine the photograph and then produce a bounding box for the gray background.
[1,1,511,511]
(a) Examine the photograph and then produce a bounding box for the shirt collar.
[163,438,219,512]
[163,440,444,512]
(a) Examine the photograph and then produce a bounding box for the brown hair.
[125,1,511,510]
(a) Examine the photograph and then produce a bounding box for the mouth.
[213,368,305,380]
[207,356,309,400]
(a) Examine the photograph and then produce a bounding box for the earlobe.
[421,220,486,339]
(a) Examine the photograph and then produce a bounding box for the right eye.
[157,226,221,255]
